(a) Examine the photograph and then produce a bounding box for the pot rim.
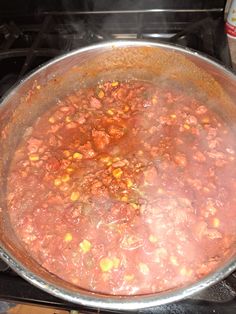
[1,39,236,311]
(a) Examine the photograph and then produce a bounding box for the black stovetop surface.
[0,1,236,313]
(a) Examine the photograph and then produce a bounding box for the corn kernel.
[149,235,158,243]
[79,239,92,253]
[107,109,114,116]
[112,168,123,179]
[73,152,83,159]
[100,155,111,163]
[36,85,41,90]
[64,233,73,242]
[152,96,158,105]
[124,274,134,281]
[70,191,80,201]
[61,174,70,183]
[65,116,72,123]
[63,150,70,157]
[180,267,187,276]
[98,90,105,99]
[170,114,176,119]
[54,178,62,186]
[100,155,113,166]
[99,257,114,272]
[48,117,55,124]
[213,217,220,228]
[180,267,193,277]
[66,167,74,173]
[112,157,120,162]
[202,117,210,124]
[170,256,179,266]
[139,263,150,275]
[111,81,119,87]
[184,124,190,130]
[29,154,39,161]
[123,105,130,112]
[130,203,139,209]
[126,179,133,188]
[121,195,128,202]
[112,257,120,268]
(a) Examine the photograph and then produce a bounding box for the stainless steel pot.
[0,41,236,311]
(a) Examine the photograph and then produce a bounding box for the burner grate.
[0,7,231,95]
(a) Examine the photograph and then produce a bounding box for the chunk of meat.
[92,130,110,150]
[107,125,125,139]
[205,229,222,240]
[193,221,222,241]
[78,142,96,159]
[172,209,188,224]
[62,105,76,115]
[49,124,61,133]
[196,105,208,115]
[143,166,158,185]
[208,151,225,159]
[120,233,143,250]
[76,114,86,125]
[66,122,77,129]
[27,137,43,153]
[185,115,198,125]
[174,153,187,167]
[193,221,208,241]
[48,135,61,147]
[193,151,206,163]
[45,157,61,172]
[112,159,129,168]
[114,88,128,101]
[90,97,102,109]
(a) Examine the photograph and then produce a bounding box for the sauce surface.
[7,80,236,295]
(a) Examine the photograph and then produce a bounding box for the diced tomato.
[92,129,110,150]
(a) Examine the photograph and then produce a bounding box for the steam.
[56,0,171,46]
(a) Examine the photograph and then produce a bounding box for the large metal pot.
[0,41,236,311]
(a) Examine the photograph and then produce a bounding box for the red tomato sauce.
[7,80,236,295]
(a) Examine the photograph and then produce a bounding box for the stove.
[0,1,236,313]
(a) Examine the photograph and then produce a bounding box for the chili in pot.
[7,78,236,295]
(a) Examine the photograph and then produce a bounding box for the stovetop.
[0,1,236,313]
